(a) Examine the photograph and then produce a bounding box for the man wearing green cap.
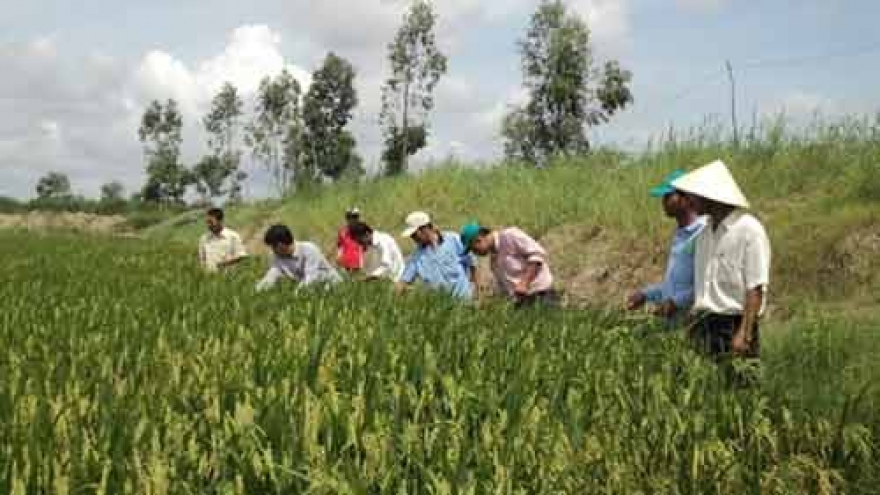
[627,170,706,324]
[461,223,556,308]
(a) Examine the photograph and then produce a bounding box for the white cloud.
[132,25,311,118]
[570,0,631,52]
[0,26,315,199]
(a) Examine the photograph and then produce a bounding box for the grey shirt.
[256,241,342,291]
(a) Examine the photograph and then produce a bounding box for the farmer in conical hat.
[672,160,771,364]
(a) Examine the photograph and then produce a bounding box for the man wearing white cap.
[671,160,771,362]
[396,211,475,299]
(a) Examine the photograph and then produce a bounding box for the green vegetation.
[147,117,880,310]
[1,230,879,493]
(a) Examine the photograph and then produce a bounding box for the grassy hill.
[146,119,880,315]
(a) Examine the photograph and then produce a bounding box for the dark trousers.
[691,313,761,359]
[514,290,560,309]
[691,313,761,386]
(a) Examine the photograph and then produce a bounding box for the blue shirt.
[642,217,707,311]
[400,232,474,299]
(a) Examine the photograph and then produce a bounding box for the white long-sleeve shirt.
[363,231,405,281]
[256,242,342,291]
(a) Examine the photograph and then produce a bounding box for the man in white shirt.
[672,160,771,362]
[255,224,342,291]
[348,221,405,282]
[198,208,248,272]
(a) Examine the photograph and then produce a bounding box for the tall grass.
[0,231,878,493]
[147,115,880,308]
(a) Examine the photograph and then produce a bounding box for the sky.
[0,0,877,199]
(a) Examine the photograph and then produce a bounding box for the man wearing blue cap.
[627,170,706,324]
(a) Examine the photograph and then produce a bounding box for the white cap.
[401,211,431,237]
[671,159,750,209]
[346,207,361,216]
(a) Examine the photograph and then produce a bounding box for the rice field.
[1,230,878,494]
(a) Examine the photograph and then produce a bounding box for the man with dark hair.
[256,224,342,291]
[627,170,706,325]
[460,222,557,308]
[337,207,364,272]
[396,211,475,299]
[198,207,247,272]
[348,221,405,281]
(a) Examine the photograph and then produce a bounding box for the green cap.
[459,222,481,253]
[650,169,686,198]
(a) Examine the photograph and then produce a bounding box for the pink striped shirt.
[490,227,553,296]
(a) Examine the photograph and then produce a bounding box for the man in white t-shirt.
[198,208,248,272]
[672,160,771,362]
[348,221,405,282]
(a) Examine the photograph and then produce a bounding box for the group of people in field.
[198,159,771,364]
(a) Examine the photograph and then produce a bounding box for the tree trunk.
[400,79,411,174]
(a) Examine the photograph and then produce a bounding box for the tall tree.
[35,172,71,199]
[502,0,634,164]
[380,0,447,176]
[303,52,362,184]
[138,99,191,204]
[100,181,125,203]
[196,83,246,204]
[245,70,305,197]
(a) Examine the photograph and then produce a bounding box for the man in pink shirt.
[460,222,558,308]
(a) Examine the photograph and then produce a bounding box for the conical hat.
[671,159,749,208]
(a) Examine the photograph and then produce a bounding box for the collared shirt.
[693,210,771,315]
[363,231,405,281]
[490,227,553,297]
[256,241,343,291]
[199,227,247,271]
[400,231,474,299]
[337,226,364,270]
[642,217,707,311]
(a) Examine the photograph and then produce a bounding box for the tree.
[303,52,362,184]
[245,70,305,197]
[35,172,72,199]
[138,99,192,204]
[502,0,633,164]
[100,181,125,203]
[380,0,447,176]
[196,83,246,203]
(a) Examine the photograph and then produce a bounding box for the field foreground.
[2,231,880,494]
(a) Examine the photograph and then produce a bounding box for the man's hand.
[731,328,750,355]
[626,291,646,311]
[653,299,677,318]
[513,280,530,296]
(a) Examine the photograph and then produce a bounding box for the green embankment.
[147,120,880,313]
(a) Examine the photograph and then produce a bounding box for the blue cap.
[650,169,686,198]
[459,222,481,253]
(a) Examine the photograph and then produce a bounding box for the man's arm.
[395,257,418,293]
[733,288,763,354]
[511,229,546,295]
[733,228,771,354]
[255,266,282,292]
[367,245,394,280]
[515,261,541,296]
